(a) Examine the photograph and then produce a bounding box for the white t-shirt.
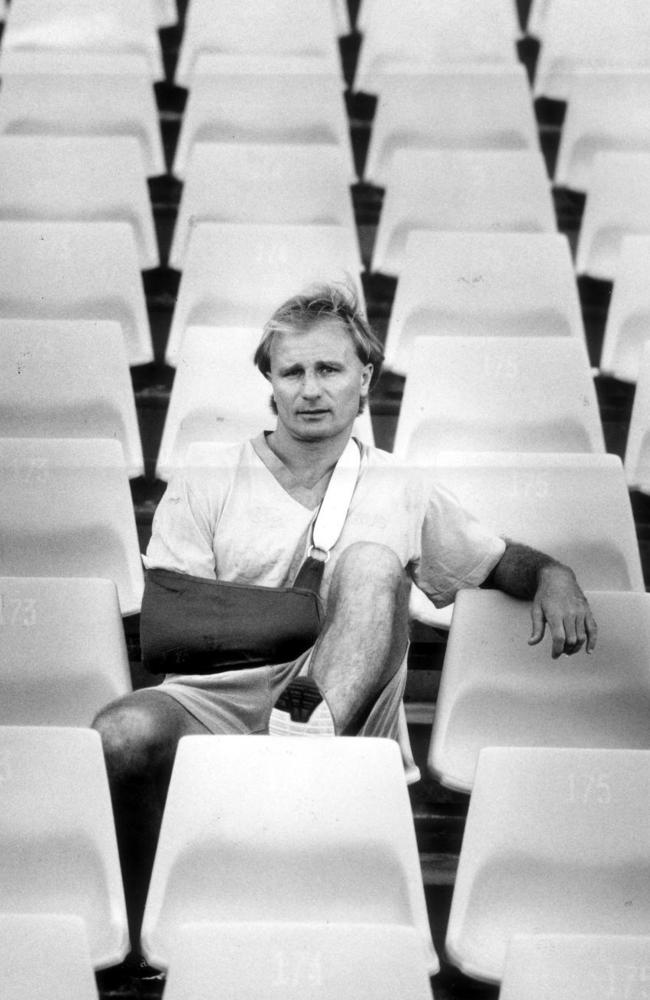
[144,435,505,609]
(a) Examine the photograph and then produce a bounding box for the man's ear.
[360,363,373,395]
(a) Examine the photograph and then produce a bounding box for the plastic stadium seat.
[1,0,163,81]
[576,153,650,281]
[0,221,153,366]
[363,66,539,186]
[0,438,144,615]
[430,589,650,793]
[500,934,650,1000]
[141,735,438,973]
[172,71,354,181]
[169,143,356,270]
[446,747,650,982]
[0,135,158,270]
[356,0,521,37]
[165,222,364,365]
[0,914,99,1000]
[163,923,434,1000]
[0,73,165,177]
[384,232,584,374]
[533,0,650,100]
[0,319,143,477]
[175,0,341,87]
[0,726,129,969]
[0,48,156,77]
[600,236,650,383]
[157,327,374,479]
[624,342,650,491]
[554,71,650,193]
[392,337,604,459]
[354,0,520,92]
[0,577,131,727]
[180,50,341,85]
[429,452,645,593]
[371,149,555,276]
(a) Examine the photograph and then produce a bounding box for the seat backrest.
[0,576,131,726]
[163,923,434,1000]
[1,0,163,80]
[0,134,157,270]
[166,222,364,365]
[371,148,555,276]
[624,340,650,491]
[0,914,99,1000]
[0,437,144,614]
[600,234,650,383]
[430,589,650,792]
[392,336,604,458]
[0,318,143,476]
[446,746,650,981]
[355,0,520,91]
[576,151,650,281]
[172,72,354,180]
[364,65,538,184]
[385,231,583,373]
[0,220,153,365]
[0,73,164,176]
[428,452,644,592]
[175,0,341,86]
[554,71,650,193]
[170,143,355,269]
[500,933,650,1000]
[141,735,437,974]
[0,726,129,969]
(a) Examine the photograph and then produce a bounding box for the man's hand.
[528,563,598,658]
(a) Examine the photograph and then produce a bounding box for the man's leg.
[92,688,209,960]
[308,541,410,735]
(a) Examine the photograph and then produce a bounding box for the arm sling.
[140,438,362,675]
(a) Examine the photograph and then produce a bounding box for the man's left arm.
[482,540,598,658]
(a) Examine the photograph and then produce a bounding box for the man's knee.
[333,542,408,601]
[93,695,173,785]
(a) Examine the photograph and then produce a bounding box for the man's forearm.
[483,540,571,600]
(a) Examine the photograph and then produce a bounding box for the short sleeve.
[142,474,216,579]
[414,482,506,607]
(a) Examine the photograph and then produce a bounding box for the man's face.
[266,318,373,442]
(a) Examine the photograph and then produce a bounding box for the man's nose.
[301,372,321,397]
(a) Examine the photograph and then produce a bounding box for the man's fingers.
[549,619,566,658]
[585,611,598,653]
[528,603,545,645]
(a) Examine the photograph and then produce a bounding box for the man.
[94,283,597,971]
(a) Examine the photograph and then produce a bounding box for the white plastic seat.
[624,342,650,492]
[500,934,650,1000]
[170,143,356,270]
[0,726,129,970]
[355,0,520,93]
[157,327,374,479]
[0,73,165,177]
[165,222,364,365]
[0,914,99,1000]
[446,747,650,982]
[600,235,650,383]
[554,71,650,193]
[385,231,583,374]
[428,452,644,593]
[1,0,163,81]
[0,319,143,477]
[175,0,341,87]
[371,149,555,276]
[172,71,354,180]
[576,152,650,281]
[0,577,131,726]
[392,337,604,459]
[163,923,434,1000]
[141,735,437,973]
[0,438,144,615]
[430,589,650,793]
[533,0,650,100]
[0,135,158,270]
[357,0,520,37]
[363,66,539,186]
[0,49,155,76]
[0,221,153,366]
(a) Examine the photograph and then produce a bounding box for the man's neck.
[266,425,352,485]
